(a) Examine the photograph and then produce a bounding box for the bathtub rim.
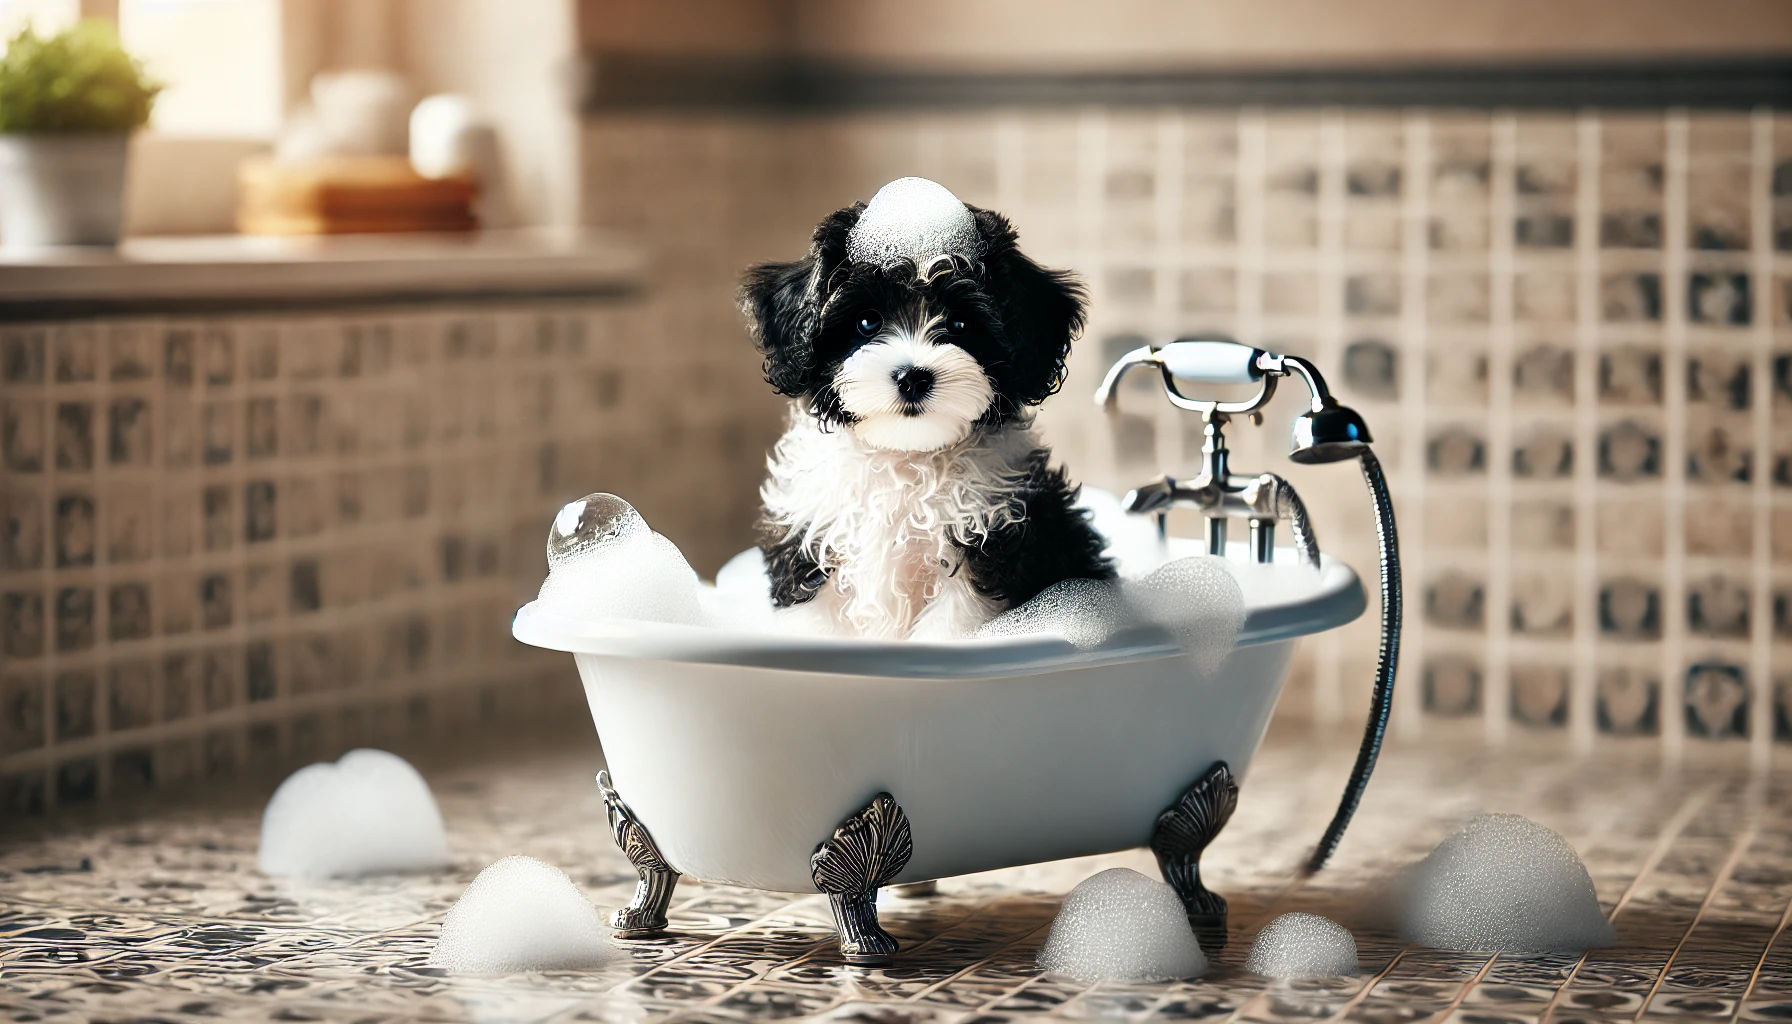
[513,550,1364,680]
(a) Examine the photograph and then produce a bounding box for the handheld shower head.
[1289,401,1373,464]
[1270,354,1373,465]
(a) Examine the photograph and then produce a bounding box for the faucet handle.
[1121,476,1179,515]
[1154,339,1266,385]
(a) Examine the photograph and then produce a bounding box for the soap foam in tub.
[431,856,623,974]
[973,577,1128,649]
[1246,912,1359,978]
[536,492,1246,650]
[259,749,450,879]
[1036,867,1208,982]
[975,555,1245,668]
[1397,813,1614,953]
[537,494,706,625]
[1126,555,1249,672]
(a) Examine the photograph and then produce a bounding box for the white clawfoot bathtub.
[511,541,1363,896]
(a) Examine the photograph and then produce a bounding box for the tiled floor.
[1,727,1788,1024]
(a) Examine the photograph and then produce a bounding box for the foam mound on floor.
[258,749,450,879]
[430,856,623,974]
[1398,813,1615,952]
[1246,912,1359,978]
[1036,867,1207,982]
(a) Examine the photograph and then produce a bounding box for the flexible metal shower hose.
[1304,447,1401,876]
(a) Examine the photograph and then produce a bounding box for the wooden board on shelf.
[238,155,477,236]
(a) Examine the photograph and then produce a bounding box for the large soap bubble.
[430,856,622,974]
[973,556,1245,671]
[1398,813,1614,952]
[1125,556,1248,673]
[258,749,449,879]
[547,492,648,565]
[536,493,704,625]
[1036,867,1207,982]
[974,577,1127,649]
[1246,912,1359,978]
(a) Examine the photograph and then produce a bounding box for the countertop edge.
[0,230,649,316]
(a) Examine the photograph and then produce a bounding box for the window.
[118,0,281,136]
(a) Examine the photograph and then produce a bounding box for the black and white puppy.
[740,177,1113,639]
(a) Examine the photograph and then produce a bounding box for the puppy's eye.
[944,316,968,336]
[856,312,882,337]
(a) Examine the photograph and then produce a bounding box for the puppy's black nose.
[893,365,936,405]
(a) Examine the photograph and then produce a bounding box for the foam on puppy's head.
[846,177,984,273]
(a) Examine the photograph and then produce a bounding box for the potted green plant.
[0,20,160,249]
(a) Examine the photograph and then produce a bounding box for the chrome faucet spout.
[1092,345,1162,411]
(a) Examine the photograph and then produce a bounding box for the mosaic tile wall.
[0,302,785,814]
[583,106,1792,761]
[6,106,1787,816]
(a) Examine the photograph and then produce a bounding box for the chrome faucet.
[1093,335,1362,569]
[1095,334,1401,877]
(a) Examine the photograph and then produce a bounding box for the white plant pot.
[0,133,130,249]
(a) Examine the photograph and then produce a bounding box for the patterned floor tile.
[2,733,1789,1022]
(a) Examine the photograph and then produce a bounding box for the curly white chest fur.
[760,413,1041,639]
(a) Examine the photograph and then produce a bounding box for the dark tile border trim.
[576,53,1792,112]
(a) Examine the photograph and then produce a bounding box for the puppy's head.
[741,177,1085,453]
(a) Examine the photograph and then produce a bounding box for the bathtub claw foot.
[812,793,914,967]
[1152,761,1238,939]
[598,770,680,938]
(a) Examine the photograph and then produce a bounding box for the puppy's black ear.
[740,203,862,396]
[972,208,1087,407]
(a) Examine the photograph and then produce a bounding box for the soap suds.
[1125,556,1249,672]
[973,577,1126,649]
[536,492,1245,657]
[975,555,1245,669]
[1036,867,1207,982]
[1398,813,1614,953]
[430,856,623,974]
[1246,912,1359,978]
[536,494,705,626]
[258,749,449,879]
[845,177,984,271]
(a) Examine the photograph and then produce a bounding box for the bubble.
[845,177,984,271]
[547,493,646,566]
[1246,912,1359,978]
[1398,813,1614,953]
[975,577,1127,649]
[258,749,449,879]
[1036,867,1207,983]
[972,556,1244,673]
[1125,556,1248,673]
[536,527,705,626]
[430,856,622,974]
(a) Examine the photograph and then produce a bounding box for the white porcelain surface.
[513,544,1363,893]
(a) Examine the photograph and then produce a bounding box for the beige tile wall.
[0,300,782,813]
[582,106,1792,761]
[5,105,1785,814]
